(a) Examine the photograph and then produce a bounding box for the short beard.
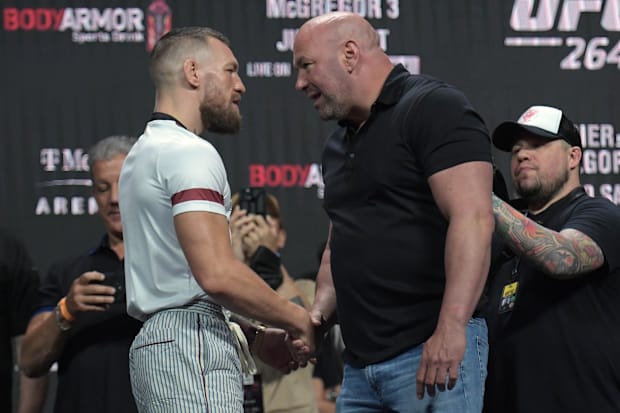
[315,80,350,121]
[200,102,241,134]
[317,99,349,121]
[516,168,569,210]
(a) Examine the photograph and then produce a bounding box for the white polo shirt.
[119,119,231,321]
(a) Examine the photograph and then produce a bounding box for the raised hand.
[229,206,253,261]
[243,214,280,257]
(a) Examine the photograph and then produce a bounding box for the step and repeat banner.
[2,0,619,279]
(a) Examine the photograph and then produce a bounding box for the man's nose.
[234,73,246,94]
[110,183,120,203]
[295,72,307,91]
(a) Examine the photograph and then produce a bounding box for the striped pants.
[129,300,243,412]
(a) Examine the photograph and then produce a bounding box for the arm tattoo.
[492,194,604,278]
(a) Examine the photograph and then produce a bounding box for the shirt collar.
[374,64,410,107]
[527,186,587,223]
[88,233,112,256]
[337,64,410,130]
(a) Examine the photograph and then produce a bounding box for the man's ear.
[277,228,287,250]
[568,146,582,170]
[183,58,200,88]
[342,40,360,73]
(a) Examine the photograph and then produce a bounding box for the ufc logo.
[510,0,620,31]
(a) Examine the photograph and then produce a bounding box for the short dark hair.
[149,27,230,87]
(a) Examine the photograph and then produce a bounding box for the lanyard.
[509,210,529,282]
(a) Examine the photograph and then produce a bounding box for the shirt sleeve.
[36,259,68,314]
[403,85,492,178]
[159,140,229,217]
[563,197,620,272]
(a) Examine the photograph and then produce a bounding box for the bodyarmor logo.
[2,2,173,48]
[505,0,620,70]
[248,163,325,199]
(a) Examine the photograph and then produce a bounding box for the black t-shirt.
[322,64,492,367]
[313,325,344,389]
[0,229,38,413]
[484,189,620,413]
[36,236,142,413]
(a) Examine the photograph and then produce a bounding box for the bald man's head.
[298,12,380,51]
[294,12,394,126]
[149,27,230,89]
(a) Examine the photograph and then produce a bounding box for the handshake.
[229,194,329,373]
[231,309,328,375]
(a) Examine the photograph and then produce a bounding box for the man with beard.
[484,105,620,412]
[119,27,314,413]
[20,135,142,413]
[293,12,494,413]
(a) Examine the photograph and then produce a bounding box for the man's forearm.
[492,194,603,277]
[438,213,493,327]
[20,312,67,377]
[204,258,311,338]
[311,250,337,327]
[17,373,48,413]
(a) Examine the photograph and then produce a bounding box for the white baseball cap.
[492,105,582,152]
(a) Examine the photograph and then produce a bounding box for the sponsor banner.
[35,147,96,216]
[505,0,620,71]
[2,0,618,281]
[248,163,325,198]
[580,121,620,204]
[246,0,418,78]
[2,0,171,50]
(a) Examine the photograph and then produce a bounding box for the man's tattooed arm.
[491,194,604,279]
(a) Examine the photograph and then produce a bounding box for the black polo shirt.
[0,229,38,413]
[322,64,492,367]
[36,235,142,413]
[484,189,620,413]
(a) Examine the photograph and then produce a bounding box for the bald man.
[119,27,314,413]
[293,13,494,413]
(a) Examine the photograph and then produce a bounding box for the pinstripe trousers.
[129,300,243,413]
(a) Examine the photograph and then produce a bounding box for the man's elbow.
[19,351,49,378]
[19,330,55,378]
[463,206,495,239]
[481,208,495,237]
[193,263,235,299]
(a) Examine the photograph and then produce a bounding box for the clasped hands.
[250,309,325,374]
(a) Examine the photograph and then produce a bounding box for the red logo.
[146,0,172,52]
[3,8,63,31]
[521,108,538,123]
[248,163,324,199]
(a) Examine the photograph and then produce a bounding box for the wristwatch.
[248,324,266,352]
[54,304,72,331]
[326,389,339,402]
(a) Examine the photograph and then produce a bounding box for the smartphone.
[94,271,126,303]
[238,187,266,216]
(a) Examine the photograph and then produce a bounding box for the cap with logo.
[492,105,582,152]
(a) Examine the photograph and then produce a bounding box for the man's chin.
[317,108,336,121]
[106,224,123,239]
